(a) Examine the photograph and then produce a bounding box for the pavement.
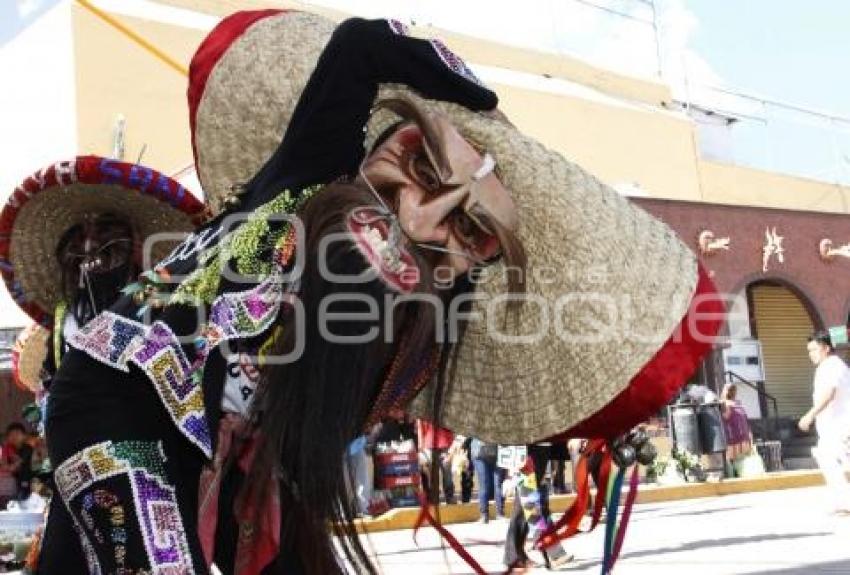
[357,470,830,533]
[360,485,850,574]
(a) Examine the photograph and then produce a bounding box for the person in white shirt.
[799,332,850,514]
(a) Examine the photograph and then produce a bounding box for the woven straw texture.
[12,324,48,394]
[192,12,699,443]
[194,12,334,216]
[10,183,194,314]
[368,87,698,443]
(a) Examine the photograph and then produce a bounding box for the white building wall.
[0,1,78,328]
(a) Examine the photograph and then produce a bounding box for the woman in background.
[720,383,754,462]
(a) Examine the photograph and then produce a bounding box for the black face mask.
[71,260,135,326]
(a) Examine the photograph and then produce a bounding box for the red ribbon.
[413,490,488,575]
[535,439,609,549]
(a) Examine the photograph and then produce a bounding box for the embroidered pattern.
[429,39,482,86]
[364,342,440,430]
[55,441,196,575]
[386,18,410,36]
[69,274,286,459]
[68,189,312,459]
[79,489,128,568]
[208,276,282,341]
[170,186,317,306]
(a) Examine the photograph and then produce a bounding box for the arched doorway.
[748,281,821,419]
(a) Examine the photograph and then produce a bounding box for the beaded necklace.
[124,186,320,313]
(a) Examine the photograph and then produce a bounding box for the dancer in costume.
[0,156,205,388]
[0,156,204,574]
[39,11,723,575]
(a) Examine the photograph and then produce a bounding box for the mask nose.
[403,186,469,244]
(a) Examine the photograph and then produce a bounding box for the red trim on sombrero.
[0,156,205,324]
[554,264,724,440]
[74,156,205,223]
[188,9,286,170]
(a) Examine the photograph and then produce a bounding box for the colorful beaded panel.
[55,440,196,575]
[169,186,315,307]
[66,312,209,457]
[68,274,286,459]
[428,38,483,86]
[385,18,410,36]
[364,342,440,431]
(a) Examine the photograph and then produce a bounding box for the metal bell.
[627,429,650,449]
[613,443,637,468]
[636,441,658,466]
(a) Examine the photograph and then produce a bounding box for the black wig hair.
[243,181,439,574]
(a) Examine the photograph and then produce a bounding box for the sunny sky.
[296,0,850,183]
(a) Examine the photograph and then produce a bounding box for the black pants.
[38,350,208,575]
[503,483,555,568]
[422,448,455,504]
[503,484,531,567]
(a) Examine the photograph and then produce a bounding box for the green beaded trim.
[54,300,68,364]
[110,440,168,477]
[170,186,320,306]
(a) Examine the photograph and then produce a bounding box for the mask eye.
[451,210,478,245]
[450,210,501,262]
[410,152,442,193]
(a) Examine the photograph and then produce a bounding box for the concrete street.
[360,486,850,575]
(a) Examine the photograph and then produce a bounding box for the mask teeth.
[363,225,405,274]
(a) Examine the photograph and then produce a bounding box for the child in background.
[503,454,573,570]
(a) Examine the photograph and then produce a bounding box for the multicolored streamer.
[601,467,625,574]
[535,439,643,575]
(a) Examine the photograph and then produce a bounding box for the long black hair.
[245,97,529,573]
[244,181,438,574]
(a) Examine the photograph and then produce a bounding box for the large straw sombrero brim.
[11,324,49,394]
[367,87,699,443]
[190,10,335,217]
[190,11,704,444]
[0,156,206,324]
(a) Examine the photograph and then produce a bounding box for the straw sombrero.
[189,11,723,443]
[0,155,206,325]
[11,323,49,394]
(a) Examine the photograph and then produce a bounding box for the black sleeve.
[158,17,497,279]
[41,328,57,391]
[243,17,498,210]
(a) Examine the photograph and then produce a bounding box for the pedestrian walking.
[798,332,850,514]
[470,437,504,523]
[503,454,573,570]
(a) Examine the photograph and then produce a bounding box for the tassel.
[536,439,609,547]
[601,467,625,574]
[610,465,641,567]
[536,431,651,574]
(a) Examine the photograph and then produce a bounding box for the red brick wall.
[634,198,850,327]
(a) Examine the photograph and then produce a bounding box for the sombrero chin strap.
[73,260,134,325]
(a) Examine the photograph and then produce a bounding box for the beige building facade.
[61,0,850,213]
